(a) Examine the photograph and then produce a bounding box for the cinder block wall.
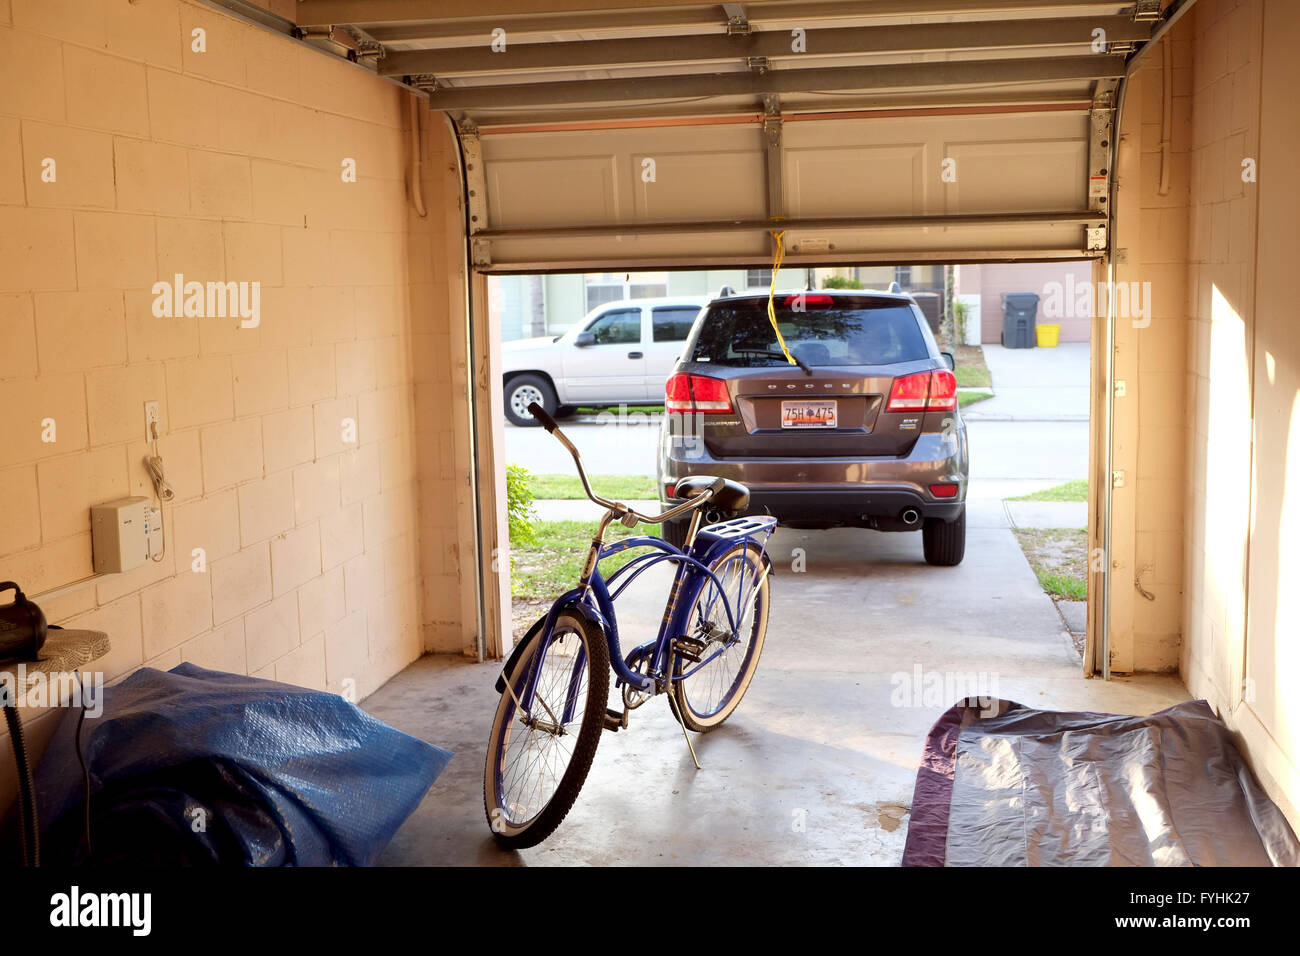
[1112,0,1300,827]
[1180,0,1300,828]
[0,0,472,712]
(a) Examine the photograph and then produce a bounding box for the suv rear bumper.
[658,431,968,530]
[745,486,964,525]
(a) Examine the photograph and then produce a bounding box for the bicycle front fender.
[493,590,610,695]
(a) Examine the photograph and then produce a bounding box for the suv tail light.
[665,373,733,414]
[886,371,930,411]
[782,293,835,309]
[927,369,957,411]
[665,373,693,413]
[886,369,959,412]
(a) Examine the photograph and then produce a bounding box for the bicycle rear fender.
[663,520,775,644]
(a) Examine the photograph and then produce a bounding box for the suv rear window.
[690,296,929,367]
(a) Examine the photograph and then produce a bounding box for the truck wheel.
[505,375,557,428]
[922,509,966,566]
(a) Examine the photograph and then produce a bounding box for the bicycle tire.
[483,611,610,848]
[671,543,770,732]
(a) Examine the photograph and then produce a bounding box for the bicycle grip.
[528,402,559,433]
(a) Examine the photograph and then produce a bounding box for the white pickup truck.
[501,296,706,426]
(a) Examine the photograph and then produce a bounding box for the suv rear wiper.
[732,348,814,376]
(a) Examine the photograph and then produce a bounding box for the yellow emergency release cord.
[766,230,796,366]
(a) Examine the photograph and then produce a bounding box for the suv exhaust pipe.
[900,508,921,526]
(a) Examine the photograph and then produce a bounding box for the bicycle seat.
[673,476,750,513]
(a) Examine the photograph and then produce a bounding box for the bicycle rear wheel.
[483,611,610,848]
[671,544,770,731]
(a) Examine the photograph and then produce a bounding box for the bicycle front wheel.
[671,544,770,731]
[483,611,610,848]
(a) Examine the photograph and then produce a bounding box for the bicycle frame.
[496,402,775,727]
[503,515,775,723]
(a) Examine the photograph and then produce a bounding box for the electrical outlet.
[144,401,160,442]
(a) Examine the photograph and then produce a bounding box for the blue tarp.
[31,663,451,866]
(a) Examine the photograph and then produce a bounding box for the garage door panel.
[486,219,1091,272]
[631,148,765,221]
[472,105,1099,269]
[486,154,621,228]
[943,139,1088,213]
[786,143,927,218]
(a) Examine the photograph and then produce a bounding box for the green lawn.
[958,390,993,409]
[528,473,658,500]
[1009,479,1089,502]
[510,519,649,600]
[1012,528,1088,601]
[954,366,991,388]
[951,344,993,388]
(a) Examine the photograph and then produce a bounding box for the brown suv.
[656,290,968,565]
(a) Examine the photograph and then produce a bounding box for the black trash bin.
[1001,292,1039,348]
[909,292,942,336]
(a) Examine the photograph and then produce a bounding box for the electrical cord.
[143,428,173,563]
[74,669,91,861]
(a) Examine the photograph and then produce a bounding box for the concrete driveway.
[364,341,1184,865]
[963,342,1090,422]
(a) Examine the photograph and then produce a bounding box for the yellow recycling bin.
[1036,323,1061,347]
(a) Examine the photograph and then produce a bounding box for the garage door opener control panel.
[91,496,162,574]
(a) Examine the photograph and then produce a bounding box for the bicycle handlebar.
[528,402,559,433]
[527,401,716,526]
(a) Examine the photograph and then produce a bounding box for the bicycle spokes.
[496,629,590,827]
[682,554,758,717]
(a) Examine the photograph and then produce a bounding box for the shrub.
[821,275,864,290]
[506,464,537,548]
[954,299,969,345]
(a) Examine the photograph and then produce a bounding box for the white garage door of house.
[294,0,1181,273]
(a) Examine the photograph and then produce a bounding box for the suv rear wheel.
[922,509,966,566]
[505,374,557,428]
[661,517,689,550]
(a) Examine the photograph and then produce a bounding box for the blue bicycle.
[484,403,775,847]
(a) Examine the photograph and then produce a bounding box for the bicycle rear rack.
[699,515,777,541]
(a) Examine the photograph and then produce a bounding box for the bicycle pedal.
[602,707,627,732]
[672,636,708,663]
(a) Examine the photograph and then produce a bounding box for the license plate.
[781,400,837,428]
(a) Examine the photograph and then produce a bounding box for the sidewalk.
[532,498,659,521]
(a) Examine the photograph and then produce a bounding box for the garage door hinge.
[1131,0,1162,23]
[723,4,751,35]
[1086,224,1107,252]
[471,238,492,268]
[1112,470,1126,488]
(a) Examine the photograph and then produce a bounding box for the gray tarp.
[906,699,1299,866]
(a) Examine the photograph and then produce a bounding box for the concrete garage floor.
[369,342,1190,864]
[367,508,1188,866]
